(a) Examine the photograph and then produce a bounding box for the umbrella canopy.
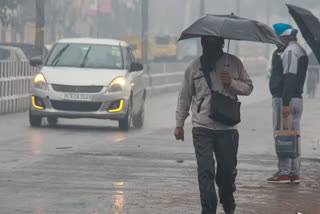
[287,4,320,64]
[178,14,283,46]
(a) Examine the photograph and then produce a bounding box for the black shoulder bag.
[202,69,241,126]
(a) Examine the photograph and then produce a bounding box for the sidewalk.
[133,93,320,214]
[238,94,320,160]
[230,94,320,214]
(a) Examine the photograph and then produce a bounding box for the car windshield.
[46,43,123,69]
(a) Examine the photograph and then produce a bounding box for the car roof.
[0,46,28,60]
[0,43,48,59]
[0,46,23,51]
[0,43,35,47]
[56,38,128,47]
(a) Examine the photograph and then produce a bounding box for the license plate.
[63,93,92,101]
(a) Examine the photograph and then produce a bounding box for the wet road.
[0,75,319,214]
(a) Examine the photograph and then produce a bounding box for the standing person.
[174,36,253,214]
[268,23,308,184]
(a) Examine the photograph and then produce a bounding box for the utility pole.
[198,0,205,55]
[287,0,292,25]
[141,0,149,64]
[96,0,101,38]
[265,0,270,59]
[35,0,45,56]
[184,0,192,29]
[200,0,205,17]
[235,0,240,56]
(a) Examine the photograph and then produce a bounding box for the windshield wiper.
[50,44,70,66]
[80,47,91,68]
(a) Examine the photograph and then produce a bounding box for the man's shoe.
[290,175,300,184]
[267,174,291,184]
[223,206,235,214]
[223,208,235,214]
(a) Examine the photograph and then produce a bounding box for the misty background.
[0,0,319,60]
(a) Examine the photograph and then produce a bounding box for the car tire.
[118,99,132,131]
[133,98,145,129]
[29,111,42,127]
[47,117,58,127]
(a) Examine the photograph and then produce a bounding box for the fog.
[1,0,319,56]
[0,2,320,213]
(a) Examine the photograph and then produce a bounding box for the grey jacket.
[176,53,253,130]
[269,41,308,105]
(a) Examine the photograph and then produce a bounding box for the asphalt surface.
[0,75,319,214]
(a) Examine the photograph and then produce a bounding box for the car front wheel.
[132,104,144,129]
[29,111,42,127]
[118,100,132,131]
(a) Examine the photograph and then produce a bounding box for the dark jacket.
[269,41,308,106]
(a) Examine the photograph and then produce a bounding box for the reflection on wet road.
[113,182,125,214]
[31,132,43,155]
[32,198,44,214]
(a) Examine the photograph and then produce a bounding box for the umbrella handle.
[224,39,231,72]
[222,39,231,89]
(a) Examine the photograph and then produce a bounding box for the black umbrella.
[287,4,320,64]
[178,14,282,67]
[178,14,283,46]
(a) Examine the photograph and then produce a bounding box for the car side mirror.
[130,62,143,72]
[30,56,43,67]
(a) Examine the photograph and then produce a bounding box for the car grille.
[51,100,102,112]
[51,84,103,93]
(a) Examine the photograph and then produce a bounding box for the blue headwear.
[273,23,298,37]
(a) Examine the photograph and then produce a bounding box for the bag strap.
[200,67,212,90]
[280,117,293,131]
[200,66,239,101]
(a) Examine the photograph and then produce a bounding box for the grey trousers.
[272,98,303,175]
[193,127,239,214]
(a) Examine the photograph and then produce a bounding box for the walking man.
[174,36,253,214]
[268,23,308,184]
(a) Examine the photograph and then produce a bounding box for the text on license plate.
[63,93,92,101]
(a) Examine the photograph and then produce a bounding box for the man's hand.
[174,127,184,141]
[220,72,232,86]
[282,106,290,118]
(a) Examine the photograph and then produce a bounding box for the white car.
[29,38,146,130]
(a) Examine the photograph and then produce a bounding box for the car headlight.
[107,77,126,93]
[33,73,48,91]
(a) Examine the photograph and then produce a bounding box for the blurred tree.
[46,0,62,42]
[0,0,35,42]
[205,0,320,21]
[44,0,80,42]
[15,0,34,42]
[0,0,18,41]
[0,0,18,26]
[111,0,141,37]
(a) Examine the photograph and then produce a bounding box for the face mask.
[202,37,223,51]
[201,36,224,70]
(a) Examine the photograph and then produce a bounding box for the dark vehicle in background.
[0,46,28,62]
[0,43,49,60]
